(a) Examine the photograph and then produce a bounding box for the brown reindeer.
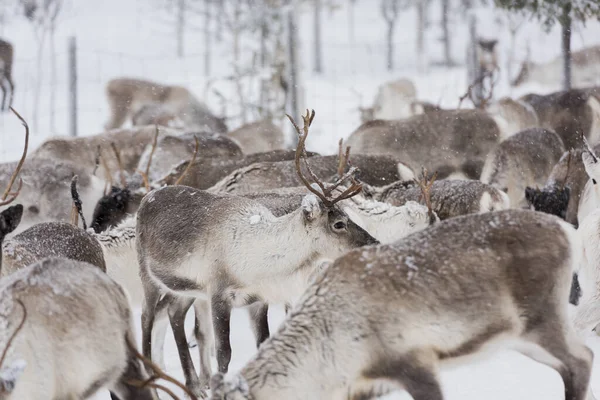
[0,38,14,111]
[104,78,227,133]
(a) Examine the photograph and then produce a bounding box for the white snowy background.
[2,0,600,399]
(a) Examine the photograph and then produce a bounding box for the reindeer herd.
[1,51,600,400]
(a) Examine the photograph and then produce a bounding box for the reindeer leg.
[168,297,204,397]
[151,294,171,370]
[248,302,270,348]
[517,322,594,400]
[140,280,161,361]
[349,350,443,400]
[192,298,213,388]
[211,292,233,374]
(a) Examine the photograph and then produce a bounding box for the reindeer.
[104,77,227,133]
[512,45,600,89]
[524,146,600,226]
[136,110,378,395]
[0,39,14,111]
[226,119,287,154]
[578,139,600,223]
[210,209,593,400]
[363,178,510,220]
[135,131,243,183]
[481,128,565,209]
[209,153,415,194]
[485,97,539,139]
[519,88,600,149]
[0,257,164,400]
[131,103,185,129]
[346,109,502,180]
[91,149,321,233]
[31,125,183,181]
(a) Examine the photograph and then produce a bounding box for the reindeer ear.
[525,187,536,203]
[0,205,23,236]
[301,194,322,222]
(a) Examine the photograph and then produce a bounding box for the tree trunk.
[386,21,394,70]
[33,27,47,132]
[416,0,426,70]
[49,22,57,133]
[204,0,211,75]
[441,0,451,66]
[561,7,572,90]
[176,0,185,58]
[348,0,355,45]
[313,0,323,73]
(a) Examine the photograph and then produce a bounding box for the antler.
[287,109,362,207]
[136,125,160,193]
[0,299,27,373]
[414,168,437,223]
[110,142,127,188]
[0,108,29,206]
[582,134,598,163]
[561,150,573,190]
[124,335,198,400]
[70,175,87,230]
[174,136,199,186]
[98,147,113,196]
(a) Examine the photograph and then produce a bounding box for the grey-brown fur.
[363,179,510,220]
[2,222,106,276]
[0,257,156,400]
[136,185,378,395]
[526,147,600,225]
[31,125,183,181]
[0,158,104,233]
[345,109,501,179]
[519,89,600,149]
[158,149,319,189]
[210,210,592,400]
[227,119,286,154]
[210,154,414,194]
[137,131,244,182]
[481,128,565,208]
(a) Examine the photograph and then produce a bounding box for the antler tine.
[582,134,598,163]
[561,149,573,190]
[287,111,331,206]
[0,299,27,373]
[414,168,437,222]
[1,108,29,206]
[174,136,199,186]
[110,142,127,188]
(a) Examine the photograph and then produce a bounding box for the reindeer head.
[525,186,570,220]
[210,373,251,400]
[90,186,135,233]
[288,110,378,253]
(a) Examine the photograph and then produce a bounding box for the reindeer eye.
[333,221,346,231]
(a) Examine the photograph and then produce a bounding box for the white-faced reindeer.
[104,77,227,133]
[481,127,565,209]
[0,39,14,112]
[363,178,510,220]
[578,139,600,223]
[512,45,600,89]
[210,209,594,400]
[136,110,378,396]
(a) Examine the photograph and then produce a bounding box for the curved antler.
[287,109,362,207]
[0,108,29,206]
[414,167,438,223]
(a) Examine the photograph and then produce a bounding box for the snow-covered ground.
[3,0,600,399]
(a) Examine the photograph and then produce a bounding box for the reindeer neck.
[241,209,322,278]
